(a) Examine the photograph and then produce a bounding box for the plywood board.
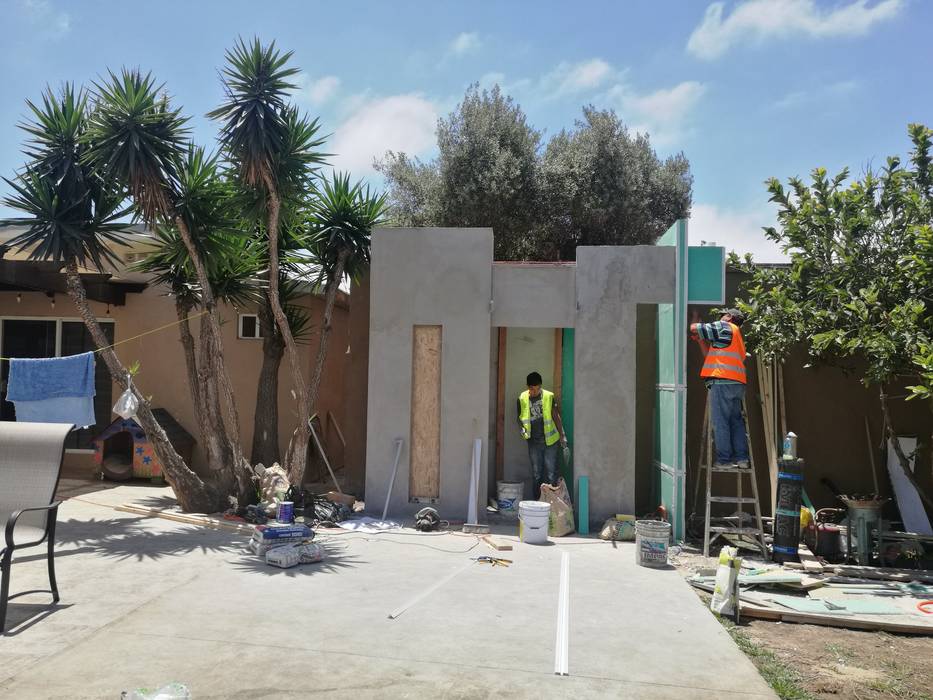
[886,437,932,535]
[410,325,442,500]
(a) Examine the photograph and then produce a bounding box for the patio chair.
[0,422,73,634]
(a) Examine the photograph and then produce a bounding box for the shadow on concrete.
[126,494,185,511]
[228,542,361,578]
[17,516,248,563]
[1,602,73,637]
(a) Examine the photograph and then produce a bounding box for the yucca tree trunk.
[261,182,313,481]
[64,261,220,512]
[250,296,284,466]
[173,218,247,461]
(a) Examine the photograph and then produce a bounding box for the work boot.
[735,460,751,469]
[713,461,732,468]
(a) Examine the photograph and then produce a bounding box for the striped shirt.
[694,321,740,385]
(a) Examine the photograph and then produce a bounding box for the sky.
[1,0,930,261]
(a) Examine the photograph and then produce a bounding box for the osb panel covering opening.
[410,325,441,499]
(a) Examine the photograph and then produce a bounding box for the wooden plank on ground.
[483,535,513,551]
[832,565,933,584]
[797,543,824,573]
[410,325,442,500]
[115,504,252,534]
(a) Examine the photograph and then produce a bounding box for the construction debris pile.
[687,548,933,634]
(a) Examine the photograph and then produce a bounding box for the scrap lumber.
[483,535,513,552]
[115,504,252,534]
[832,565,933,584]
[797,543,824,573]
[690,579,933,634]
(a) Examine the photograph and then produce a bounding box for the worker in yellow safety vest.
[517,371,567,498]
[689,308,750,469]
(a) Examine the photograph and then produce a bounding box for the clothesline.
[0,309,211,362]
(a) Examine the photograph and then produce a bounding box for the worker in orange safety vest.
[690,308,750,469]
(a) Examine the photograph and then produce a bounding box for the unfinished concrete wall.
[365,228,493,520]
[491,264,575,328]
[575,246,675,524]
[502,327,557,498]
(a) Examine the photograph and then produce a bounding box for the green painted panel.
[560,328,574,485]
[654,390,676,469]
[687,246,725,304]
[658,469,675,521]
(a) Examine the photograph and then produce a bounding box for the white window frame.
[0,315,115,453]
[237,313,262,339]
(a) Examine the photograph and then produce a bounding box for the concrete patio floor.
[0,485,776,699]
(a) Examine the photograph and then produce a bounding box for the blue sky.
[1,0,929,260]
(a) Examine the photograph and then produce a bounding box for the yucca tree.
[0,85,220,512]
[209,37,328,477]
[283,173,387,483]
[135,204,260,491]
[83,69,253,501]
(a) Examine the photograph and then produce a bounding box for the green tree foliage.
[734,124,933,504]
[541,107,693,260]
[376,85,693,260]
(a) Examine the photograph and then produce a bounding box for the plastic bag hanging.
[113,373,139,419]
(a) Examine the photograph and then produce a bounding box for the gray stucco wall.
[574,246,675,524]
[365,228,493,520]
[491,264,576,328]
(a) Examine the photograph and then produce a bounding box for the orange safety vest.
[700,322,747,384]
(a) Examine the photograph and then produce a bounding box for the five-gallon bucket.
[519,500,550,544]
[635,519,671,567]
[497,481,523,516]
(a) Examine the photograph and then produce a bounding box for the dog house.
[93,409,195,481]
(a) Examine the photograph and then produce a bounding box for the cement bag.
[599,517,636,541]
[710,546,742,616]
[540,478,575,537]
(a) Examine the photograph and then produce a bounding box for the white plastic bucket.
[635,520,671,568]
[497,481,523,516]
[519,500,551,545]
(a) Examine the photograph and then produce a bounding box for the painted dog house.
[93,408,195,481]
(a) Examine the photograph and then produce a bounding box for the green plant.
[720,619,815,700]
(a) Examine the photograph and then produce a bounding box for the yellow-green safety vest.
[519,389,561,446]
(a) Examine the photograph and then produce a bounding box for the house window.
[238,314,262,339]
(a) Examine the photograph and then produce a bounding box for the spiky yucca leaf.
[84,69,189,224]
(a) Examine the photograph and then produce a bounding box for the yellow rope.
[0,309,210,361]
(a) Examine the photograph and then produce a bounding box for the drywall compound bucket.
[519,501,550,545]
[635,520,671,568]
[497,481,523,516]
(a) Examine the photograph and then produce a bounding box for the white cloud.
[449,32,482,56]
[688,0,903,60]
[542,58,614,97]
[689,203,786,262]
[20,0,70,38]
[772,79,860,110]
[603,80,707,147]
[292,74,341,106]
[477,72,507,91]
[330,94,438,176]
[307,76,341,105]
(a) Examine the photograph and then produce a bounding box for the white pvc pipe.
[467,438,481,524]
[382,438,404,522]
[555,551,570,676]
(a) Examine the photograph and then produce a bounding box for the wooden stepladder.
[699,394,768,558]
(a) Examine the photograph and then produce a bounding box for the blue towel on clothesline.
[14,396,96,428]
[6,352,96,401]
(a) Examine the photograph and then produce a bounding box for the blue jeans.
[528,440,559,498]
[710,382,749,464]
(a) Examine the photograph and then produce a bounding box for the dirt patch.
[672,548,933,699]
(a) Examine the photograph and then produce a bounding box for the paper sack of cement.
[710,546,742,616]
[539,479,575,537]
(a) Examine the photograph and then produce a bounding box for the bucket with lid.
[518,500,550,544]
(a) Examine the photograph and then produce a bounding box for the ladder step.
[708,496,758,504]
[708,526,765,535]
[708,465,755,473]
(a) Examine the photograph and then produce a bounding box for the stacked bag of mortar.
[247,523,312,556]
